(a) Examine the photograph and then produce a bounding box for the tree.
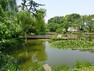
[47,22,60,32]
[0,0,21,40]
[48,16,63,24]
[16,0,46,35]
[18,0,44,13]
[0,0,17,11]
[60,13,81,32]
[0,0,9,11]
[35,9,46,35]
[0,5,4,22]
[16,11,34,37]
[82,15,94,32]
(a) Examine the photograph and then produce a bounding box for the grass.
[50,40,94,49]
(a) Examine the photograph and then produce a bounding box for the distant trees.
[82,15,94,32]
[47,22,60,32]
[61,13,81,32]
[48,16,63,24]
[47,16,62,32]
[47,13,94,33]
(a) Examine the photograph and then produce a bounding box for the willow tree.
[0,0,17,11]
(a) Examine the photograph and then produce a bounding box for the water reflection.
[20,40,47,70]
[2,39,94,70]
[6,39,47,71]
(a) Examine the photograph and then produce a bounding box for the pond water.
[6,39,94,70]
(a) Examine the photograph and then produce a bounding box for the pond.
[5,39,94,70]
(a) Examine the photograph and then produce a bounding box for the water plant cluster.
[51,40,94,49]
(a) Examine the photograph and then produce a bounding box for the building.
[67,27,78,32]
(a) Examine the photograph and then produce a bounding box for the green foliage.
[0,0,9,11]
[0,39,19,48]
[35,9,46,35]
[0,5,3,16]
[65,13,81,22]
[0,0,21,40]
[47,22,56,32]
[0,16,22,40]
[52,65,70,71]
[28,65,44,71]
[16,11,34,35]
[0,0,17,11]
[8,0,17,11]
[56,27,66,33]
[47,13,94,33]
[48,16,63,24]
[0,52,16,71]
[16,9,46,36]
[60,13,81,32]
[82,15,94,32]
[0,0,46,40]
[75,61,92,69]
[47,22,60,32]
[0,5,4,22]
[0,8,46,40]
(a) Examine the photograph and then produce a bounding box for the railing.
[27,35,53,39]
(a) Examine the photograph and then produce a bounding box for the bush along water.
[0,51,21,71]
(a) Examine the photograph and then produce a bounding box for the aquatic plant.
[51,40,94,49]
[52,65,70,71]
[75,61,92,68]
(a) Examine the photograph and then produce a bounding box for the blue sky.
[16,0,94,22]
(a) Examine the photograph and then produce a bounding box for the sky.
[16,0,94,22]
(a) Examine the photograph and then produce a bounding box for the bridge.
[27,35,53,39]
